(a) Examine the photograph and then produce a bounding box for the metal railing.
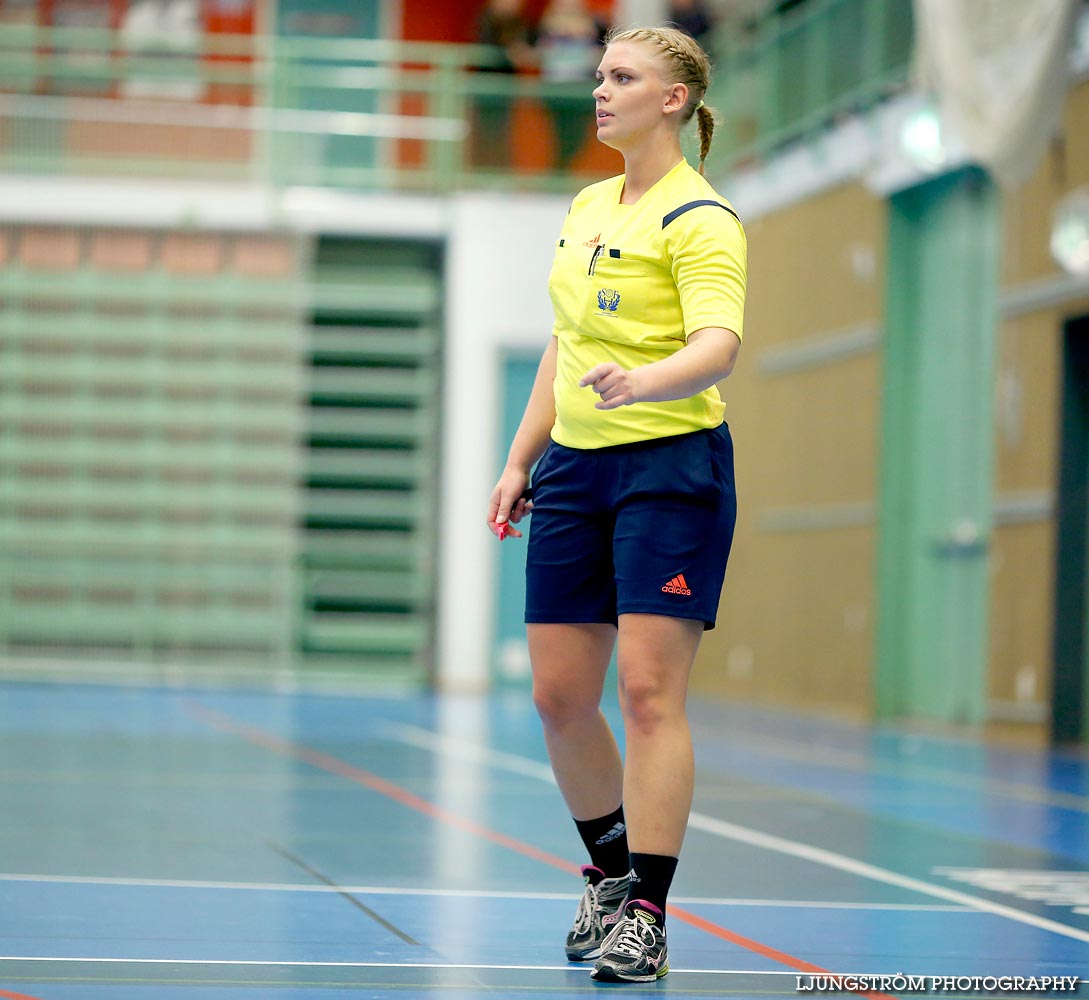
[0,2,914,193]
[713,0,914,167]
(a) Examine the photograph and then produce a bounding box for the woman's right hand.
[487,467,533,540]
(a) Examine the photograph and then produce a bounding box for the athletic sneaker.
[590,899,669,982]
[565,865,630,961]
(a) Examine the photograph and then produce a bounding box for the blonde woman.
[487,25,746,983]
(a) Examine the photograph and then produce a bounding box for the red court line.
[185,702,579,876]
[186,700,896,999]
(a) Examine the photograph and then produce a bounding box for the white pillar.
[436,192,569,692]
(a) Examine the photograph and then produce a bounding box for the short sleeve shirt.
[548,159,747,449]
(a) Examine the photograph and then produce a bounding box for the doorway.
[492,351,540,686]
[1051,314,1089,745]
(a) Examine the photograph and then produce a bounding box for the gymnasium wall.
[691,181,885,719]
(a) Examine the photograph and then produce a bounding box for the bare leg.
[527,622,623,820]
[616,613,703,856]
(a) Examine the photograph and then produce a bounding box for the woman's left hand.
[579,362,641,410]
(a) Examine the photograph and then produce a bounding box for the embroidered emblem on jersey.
[597,288,620,313]
[583,232,601,247]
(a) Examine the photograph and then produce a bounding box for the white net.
[913,0,1080,186]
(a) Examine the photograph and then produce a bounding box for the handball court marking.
[685,724,1089,815]
[182,699,898,998]
[0,957,897,976]
[0,872,976,909]
[2,695,1085,999]
[381,720,1089,946]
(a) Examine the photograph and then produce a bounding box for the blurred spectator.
[668,0,715,52]
[537,0,603,170]
[121,0,202,101]
[472,0,535,169]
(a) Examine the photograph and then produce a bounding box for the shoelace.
[606,914,658,958]
[572,881,600,934]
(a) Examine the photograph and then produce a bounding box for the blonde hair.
[604,25,715,174]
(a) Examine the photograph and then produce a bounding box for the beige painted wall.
[692,181,886,719]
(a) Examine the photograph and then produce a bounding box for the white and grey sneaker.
[590,899,669,982]
[564,865,630,961]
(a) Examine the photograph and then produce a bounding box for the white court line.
[0,955,1083,990]
[381,722,1089,946]
[0,958,577,970]
[0,957,880,976]
[0,956,1084,987]
[687,723,1089,815]
[684,814,1089,945]
[0,873,970,910]
[0,874,574,898]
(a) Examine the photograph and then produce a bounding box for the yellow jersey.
[548,158,747,449]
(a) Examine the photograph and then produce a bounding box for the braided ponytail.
[604,25,715,171]
[695,103,714,175]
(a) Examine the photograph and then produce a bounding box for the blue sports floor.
[1,680,1087,999]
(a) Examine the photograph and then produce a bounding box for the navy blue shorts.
[525,423,736,630]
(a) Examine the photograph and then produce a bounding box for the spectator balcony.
[0,0,915,193]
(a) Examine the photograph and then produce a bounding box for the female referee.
[486,24,746,983]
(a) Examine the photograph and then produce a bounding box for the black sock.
[628,852,678,921]
[573,805,628,877]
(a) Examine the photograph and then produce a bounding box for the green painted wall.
[876,168,1001,724]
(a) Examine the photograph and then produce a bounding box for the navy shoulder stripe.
[662,199,740,230]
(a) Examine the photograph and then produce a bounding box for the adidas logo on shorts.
[661,574,692,596]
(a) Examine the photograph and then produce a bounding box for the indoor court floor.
[0,679,1087,999]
